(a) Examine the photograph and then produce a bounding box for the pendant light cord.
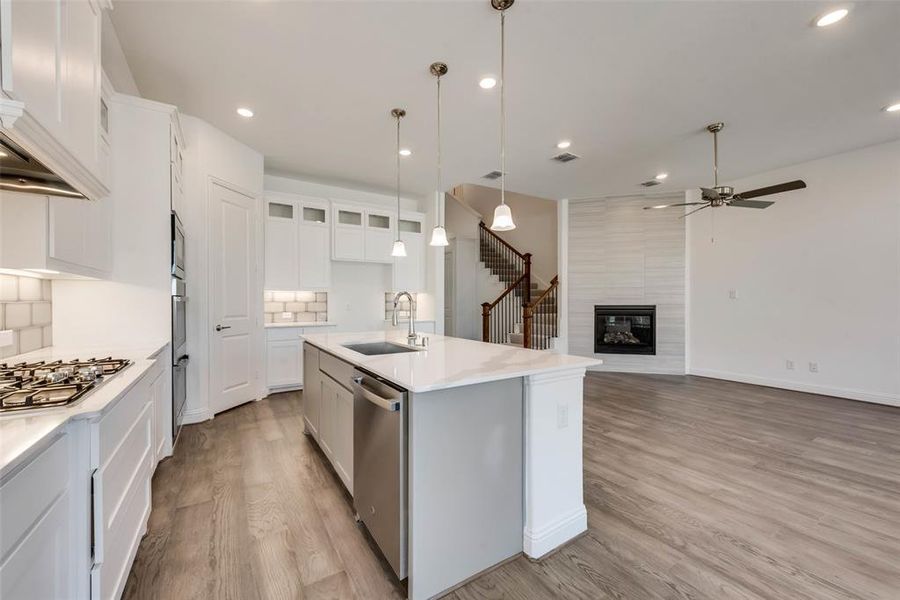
[396,113,401,239]
[436,74,443,226]
[713,129,718,188]
[499,10,506,206]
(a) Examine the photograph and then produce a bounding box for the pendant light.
[391,108,408,258]
[429,62,450,247]
[490,0,516,232]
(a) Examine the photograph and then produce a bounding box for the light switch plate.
[0,330,13,348]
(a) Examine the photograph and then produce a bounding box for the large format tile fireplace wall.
[568,196,686,374]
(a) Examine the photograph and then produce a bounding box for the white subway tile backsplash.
[0,276,18,302]
[264,290,327,324]
[32,302,52,326]
[5,303,31,329]
[18,327,43,354]
[0,275,53,355]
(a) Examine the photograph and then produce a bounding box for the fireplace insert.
[594,305,656,355]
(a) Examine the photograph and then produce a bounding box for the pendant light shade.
[429,62,450,246]
[491,203,515,231]
[391,108,407,258]
[489,0,516,232]
[391,239,407,257]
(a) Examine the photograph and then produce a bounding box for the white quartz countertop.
[301,331,600,393]
[265,322,336,329]
[0,341,168,480]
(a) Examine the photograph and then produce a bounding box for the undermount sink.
[343,342,421,356]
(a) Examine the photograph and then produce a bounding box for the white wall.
[182,116,265,422]
[688,140,900,406]
[53,96,173,351]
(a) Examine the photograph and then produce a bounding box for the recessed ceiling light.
[655,172,669,180]
[399,148,412,157]
[885,103,900,113]
[236,107,254,118]
[556,140,571,150]
[479,77,497,89]
[815,8,848,27]
[0,151,7,158]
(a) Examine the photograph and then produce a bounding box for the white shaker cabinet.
[303,346,353,495]
[1,0,110,200]
[265,194,332,290]
[266,327,304,391]
[265,196,301,290]
[298,199,331,289]
[302,343,322,438]
[332,204,366,261]
[364,209,394,263]
[392,213,426,292]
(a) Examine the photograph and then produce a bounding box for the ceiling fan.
[645,122,806,217]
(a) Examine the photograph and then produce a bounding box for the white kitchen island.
[300,331,600,600]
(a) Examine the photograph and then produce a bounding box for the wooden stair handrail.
[527,275,559,309]
[482,273,528,311]
[479,221,528,260]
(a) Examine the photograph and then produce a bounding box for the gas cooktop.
[0,357,132,413]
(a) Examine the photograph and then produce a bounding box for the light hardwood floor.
[123,373,900,599]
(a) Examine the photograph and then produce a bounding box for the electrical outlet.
[557,402,569,429]
[808,362,818,373]
[785,359,794,370]
[282,312,292,319]
[728,289,738,300]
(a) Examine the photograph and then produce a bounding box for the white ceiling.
[110,1,900,200]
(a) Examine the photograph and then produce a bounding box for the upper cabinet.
[331,202,398,264]
[393,213,426,292]
[265,193,331,290]
[0,0,110,200]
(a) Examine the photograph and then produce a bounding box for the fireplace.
[594,305,656,355]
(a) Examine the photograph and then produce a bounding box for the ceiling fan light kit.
[490,0,517,232]
[643,121,807,218]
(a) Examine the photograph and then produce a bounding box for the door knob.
[215,324,231,332]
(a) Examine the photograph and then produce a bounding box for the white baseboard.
[523,505,587,559]
[181,407,212,425]
[689,368,900,408]
[587,364,686,375]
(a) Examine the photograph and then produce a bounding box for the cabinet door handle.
[215,324,231,332]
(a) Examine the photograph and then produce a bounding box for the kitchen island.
[300,331,600,600]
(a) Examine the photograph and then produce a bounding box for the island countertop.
[301,331,601,393]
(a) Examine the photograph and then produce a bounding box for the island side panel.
[408,378,524,600]
[523,367,588,558]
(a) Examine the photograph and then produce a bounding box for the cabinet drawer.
[0,433,69,561]
[266,326,303,342]
[318,351,354,391]
[97,372,151,466]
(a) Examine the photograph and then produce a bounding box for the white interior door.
[209,182,259,414]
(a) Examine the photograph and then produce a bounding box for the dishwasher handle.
[352,376,400,412]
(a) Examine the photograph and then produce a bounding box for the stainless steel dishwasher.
[351,368,408,580]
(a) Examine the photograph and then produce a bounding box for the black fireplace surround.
[594,305,656,355]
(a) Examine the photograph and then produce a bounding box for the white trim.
[689,368,900,407]
[557,198,569,354]
[588,364,685,375]
[523,505,587,559]
[181,407,212,424]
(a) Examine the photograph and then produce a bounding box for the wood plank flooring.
[123,374,900,600]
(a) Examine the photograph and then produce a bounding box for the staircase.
[478,223,559,350]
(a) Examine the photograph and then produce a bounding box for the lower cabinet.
[0,350,168,600]
[266,327,304,391]
[302,344,353,496]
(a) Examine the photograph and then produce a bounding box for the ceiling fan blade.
[642,202,707,210]
[729,199,774,209]
[735,180,806,200]
[680,205,710,219]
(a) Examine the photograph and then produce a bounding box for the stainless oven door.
[172,280,186,356]
[171,211,185,279]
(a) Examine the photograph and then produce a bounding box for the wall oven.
[171,211,188,444]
